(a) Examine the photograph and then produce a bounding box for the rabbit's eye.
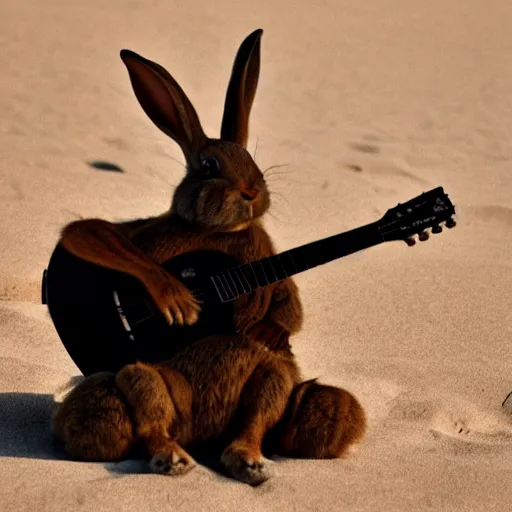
[200,157,220,178]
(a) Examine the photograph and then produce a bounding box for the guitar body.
[44,245,238,376]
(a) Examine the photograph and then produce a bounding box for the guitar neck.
[211,221,384,302]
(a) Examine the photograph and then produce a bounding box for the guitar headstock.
[378,187,456,245]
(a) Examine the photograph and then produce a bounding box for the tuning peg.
[418,231,429,242]
[405,236,416,247]
[431,224,443,234]
[446,217,456,229]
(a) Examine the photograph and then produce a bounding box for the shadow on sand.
[0,392,231,480]
[0,392,66,460]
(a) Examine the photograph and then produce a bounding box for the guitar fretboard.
[210,221,384,302]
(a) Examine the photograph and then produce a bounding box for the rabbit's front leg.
[221,355,299,485]
[247,278,303,350]
[115,362,196,476]
[269,278,303,334]
[61,219,200,326]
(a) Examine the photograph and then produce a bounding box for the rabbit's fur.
[52,29,365,485]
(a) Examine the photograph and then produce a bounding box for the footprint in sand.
[348,161,430,185]
[431,415,471,438]
[103,136,131,151]
[344,141,430,186]
[387,395,436,423]
[429,407,512,444]
[387,393,512,444]
[345,164,363,173]
[0,276,41,303]
[349,142,381,154]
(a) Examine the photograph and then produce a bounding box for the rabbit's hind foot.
[150,442,196,476]
[220,442,274,486]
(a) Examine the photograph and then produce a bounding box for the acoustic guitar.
[42,186,456,376]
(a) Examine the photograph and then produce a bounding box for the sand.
[1,0,512,510]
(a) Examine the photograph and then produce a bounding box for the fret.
[227,268,245,296]
[225,270,240,296]
[249,262,260,287]
[213,273,237,302]
[292,247,310,272]
[267,254,288,281]
[217,275,232,302]
[261,257,278,282]
[276,254,288,278]
[269,258,280,280]
[230,268,247,294]
[237,265,253,292]
[219,274,233,300]
[210,275,226,302]
[214,274,227,298]
[247,261,263,286]
[284,251,298,273]
[240,263,259,289]
[220,272,235,298]
[258,260,269,285]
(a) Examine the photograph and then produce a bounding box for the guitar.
[42,187,456,376]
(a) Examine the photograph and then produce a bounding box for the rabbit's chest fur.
[130,216,275,266]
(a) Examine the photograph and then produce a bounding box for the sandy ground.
[1,1,512,510]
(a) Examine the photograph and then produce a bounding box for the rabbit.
[51,29,366,485]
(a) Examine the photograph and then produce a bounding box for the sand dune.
[1,0,512,510]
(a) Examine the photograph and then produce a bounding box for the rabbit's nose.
[240,187,259,201]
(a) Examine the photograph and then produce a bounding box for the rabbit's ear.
[220,29,263,148]
[120,49,206,159]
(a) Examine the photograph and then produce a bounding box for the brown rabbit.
[51,29,366,485]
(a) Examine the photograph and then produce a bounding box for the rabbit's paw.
[220,444,273,486]
[145,270,201,326]
[150,446,196,476]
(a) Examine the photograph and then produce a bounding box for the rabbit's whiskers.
[253,137,260,160]
[266,208,285,224]
[167,154,186,169]
[269,190,291,208]
[262,163,290,177]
